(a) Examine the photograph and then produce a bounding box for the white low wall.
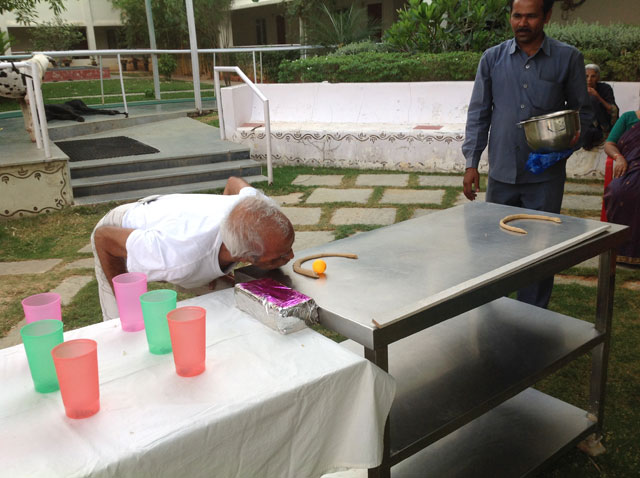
[220,81,640,178]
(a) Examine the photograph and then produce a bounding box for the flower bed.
[44,66,111,82]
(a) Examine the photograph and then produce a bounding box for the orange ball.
[312,259,327,274]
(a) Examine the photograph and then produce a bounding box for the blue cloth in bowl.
[525,148,576,174]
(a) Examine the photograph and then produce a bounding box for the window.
[256,18,267,45]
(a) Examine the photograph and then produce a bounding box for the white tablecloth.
[0,289,395,478]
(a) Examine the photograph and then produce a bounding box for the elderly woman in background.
[584,64,618,150]
[603,109,640,264]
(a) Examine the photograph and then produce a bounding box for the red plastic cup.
[51,339,100,419]
[112,272,147,332]
[167,306,206,377]
[22,292,62,324]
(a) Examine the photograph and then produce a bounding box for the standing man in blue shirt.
[461,0,592,308]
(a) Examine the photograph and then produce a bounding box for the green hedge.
[278,51,482,83]
[545,21,640,57]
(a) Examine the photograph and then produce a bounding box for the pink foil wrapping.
[234,278,319,335]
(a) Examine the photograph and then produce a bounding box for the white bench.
[220,81,640,179]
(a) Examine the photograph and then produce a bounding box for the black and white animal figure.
[0,54,53,141]
[45,99,127,122]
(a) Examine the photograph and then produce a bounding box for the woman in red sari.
[604,110,640,264]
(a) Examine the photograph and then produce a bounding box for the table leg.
[365,347,391,478]
[581,249,616,455]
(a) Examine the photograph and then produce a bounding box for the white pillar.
[82,0,97,50]
[145,0,161,100]
[185,0,202,112]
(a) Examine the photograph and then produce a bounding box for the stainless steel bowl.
[517,109,580,152]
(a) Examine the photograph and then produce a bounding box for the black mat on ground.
[55,136,160,162]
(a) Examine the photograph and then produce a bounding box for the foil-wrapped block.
[234,278,319,334]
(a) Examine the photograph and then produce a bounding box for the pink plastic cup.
[167,306,206,377]
[21,292,62,324]
[112,272,147,332]
[51,339,100,419]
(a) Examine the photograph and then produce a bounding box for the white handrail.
[0,60,51,158]
[214,66,273,185]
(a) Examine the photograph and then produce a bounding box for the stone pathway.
[1,172,632,349]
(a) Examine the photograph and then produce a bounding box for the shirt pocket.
[528,79,565,113]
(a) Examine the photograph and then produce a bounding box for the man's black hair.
[508,0,555,15]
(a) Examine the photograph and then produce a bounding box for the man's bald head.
[220,196,294,268]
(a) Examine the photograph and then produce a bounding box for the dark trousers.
[486,175,565,308]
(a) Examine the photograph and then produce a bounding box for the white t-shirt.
[122,187,262,289]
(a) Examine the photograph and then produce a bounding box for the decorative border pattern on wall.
[239,130,465,145]
[1,161,71,219]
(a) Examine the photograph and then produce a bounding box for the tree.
[384,0,511,53]
[0,0,65,25]
[110,0,231,49]
[30,16,85,53]
[305,4,379,48]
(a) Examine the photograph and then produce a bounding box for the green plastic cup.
[140,289,177,355]
[20,319,64,393]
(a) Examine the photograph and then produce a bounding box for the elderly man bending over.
[92,176,294,321]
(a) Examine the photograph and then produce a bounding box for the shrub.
[278,51,481,83]
[158,54,177,80]
[330,40,391,56]
[607,51,640,82]
[383,0,510,53]
[545,21,640,57]
[582,48,613,79]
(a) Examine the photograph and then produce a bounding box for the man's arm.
[223,176,251,195]
[94,226,135,291]
[462,52,492,200]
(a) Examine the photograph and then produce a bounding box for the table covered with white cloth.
[0,288,396,478]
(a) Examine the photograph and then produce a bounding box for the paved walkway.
[2,172,637,349]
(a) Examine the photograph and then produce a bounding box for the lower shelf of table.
[342,296,603,463]
[390,387,595,477]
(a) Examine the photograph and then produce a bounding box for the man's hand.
[587,86,599,98]
[223,176,251,195]
[463,168,480,201]
[94,226,135,291]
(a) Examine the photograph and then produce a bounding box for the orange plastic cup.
[51,339,100,419]
[167,306,206,377]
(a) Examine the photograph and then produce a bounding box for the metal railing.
[0,59,51,157]
[214,66,273,185]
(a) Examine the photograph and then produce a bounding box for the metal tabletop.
[237,202,628,349]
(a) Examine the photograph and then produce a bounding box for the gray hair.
[585,64,600,75]
[219,195,293,261]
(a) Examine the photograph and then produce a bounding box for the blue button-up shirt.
[462,35,593,184]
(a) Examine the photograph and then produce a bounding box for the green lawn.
[0,77,214,112]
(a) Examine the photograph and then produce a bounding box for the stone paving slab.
[331,208,396,225]
[78,243,93,254]
[64,258,95,270]
[271,192,304,205]
[412,208,440,219]
[292,231,335,252]
[0,319,25,349]
[564,183,603,194]
[562,194,603,210]
[280,207,322,225]
[0,259,62,276]
[292,175,344,186]
[51,275,94,305]
[380,189,445,205]
[455,192,486,205]
[418,175,463,187]
[355,174,409,187]
[306,188,372,204]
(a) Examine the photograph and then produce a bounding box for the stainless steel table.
[237,202,629,477]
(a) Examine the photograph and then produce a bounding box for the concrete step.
[72,159,262,197]
[48,110,191,141]
[69,149,250,179]
[72,175,268,205]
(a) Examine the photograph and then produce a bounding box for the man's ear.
[544,8,552,24]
